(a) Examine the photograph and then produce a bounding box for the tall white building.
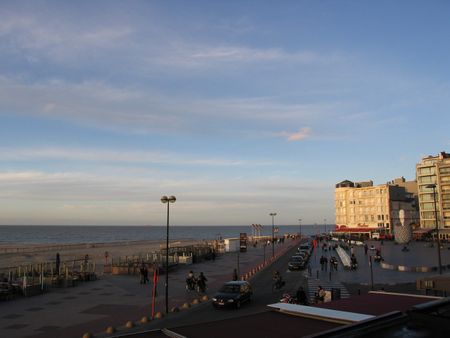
[416,152,450,232]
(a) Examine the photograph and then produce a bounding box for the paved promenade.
[0,238,300,338]
[304,238,450,301]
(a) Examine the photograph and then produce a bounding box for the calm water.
[0,225,321,245]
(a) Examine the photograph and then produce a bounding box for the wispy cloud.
[279,127,312,141]
[0,76,334,135]
[0,147,272,167]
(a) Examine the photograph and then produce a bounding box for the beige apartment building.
[416,151,450,231]
[335,178,419,235]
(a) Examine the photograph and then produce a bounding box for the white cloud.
[279,127,312,141]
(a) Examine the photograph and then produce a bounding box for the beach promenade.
[1,237,449,338]
[0,237,300,338]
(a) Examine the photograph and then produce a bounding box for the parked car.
[288,256,306,270]
[212,281,252,309]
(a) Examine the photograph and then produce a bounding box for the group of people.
[186,270,207,292]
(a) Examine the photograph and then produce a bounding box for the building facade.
[416,151,450,230]
[335,178,419,235]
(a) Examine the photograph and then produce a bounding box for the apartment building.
[416,151,450,230]
[335,178,419,235]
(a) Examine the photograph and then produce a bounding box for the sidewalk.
[0,238,299,338]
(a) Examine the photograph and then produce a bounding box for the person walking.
[364,243,368,255]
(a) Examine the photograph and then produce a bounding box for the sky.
[1,0,449,226]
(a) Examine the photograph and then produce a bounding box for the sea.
[0,225,321,245]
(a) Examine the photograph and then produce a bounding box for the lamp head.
[161,195,176,203]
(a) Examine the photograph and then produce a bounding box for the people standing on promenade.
[55,252,60,276]
[139,262,148,284]
[186,270,196,291]
[232,268,238,281]
[350,246,355,256]
[197,272,207,292]
[364,243,368,255]
[320,255,325,271]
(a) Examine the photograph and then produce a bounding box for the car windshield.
[219,285,240,293]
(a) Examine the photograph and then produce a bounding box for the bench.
[336,246,351,269]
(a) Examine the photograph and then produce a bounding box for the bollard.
[171,306,180,313]
[140,316,149,323]
[82,333,92,338]
[125,321,134,328]
[191,298,200,305]
[154,312,163,319]
[105,326,115,334]
[201,295,209,302]
[181,302,190,309]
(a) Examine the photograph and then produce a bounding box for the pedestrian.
[296,286,308,305]
[232,268,238,281]
[139,262,146,284]
[320,256,325,271]
[197,272,207,292]
[55,252,60,276]
[316,285,326,303]
[350,246,355,256]
[323,256,328,271]
[143,264,149,284]
[364,243,368,255]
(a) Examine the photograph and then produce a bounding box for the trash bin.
[331,288,341,300]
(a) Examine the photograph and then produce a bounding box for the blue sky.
[1,0,449,226]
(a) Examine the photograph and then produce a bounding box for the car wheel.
[236,300,241,309]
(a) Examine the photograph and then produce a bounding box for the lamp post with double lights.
[161,195,176,314]
[269,213,277,258]
[425,184,442,274]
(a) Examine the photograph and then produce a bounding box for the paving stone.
[2,314,23,319]
[4,323,28,330]
[36,325,61,331]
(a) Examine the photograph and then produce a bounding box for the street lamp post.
[324,218,327,235]
[269,213,277,258]
[161,195,176,314]
[426,184,442,274]
[298,218,302,239]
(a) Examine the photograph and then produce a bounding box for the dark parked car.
[212,281,252,309]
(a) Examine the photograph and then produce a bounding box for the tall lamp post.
[269,213,277,258]
[161,195,176,314]
[425,184,442,274]
[298,218,302,239]
[324,218,327,235]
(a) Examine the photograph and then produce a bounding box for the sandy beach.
[0,239,203,270]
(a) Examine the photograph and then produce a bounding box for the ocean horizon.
[0,224,324,245]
